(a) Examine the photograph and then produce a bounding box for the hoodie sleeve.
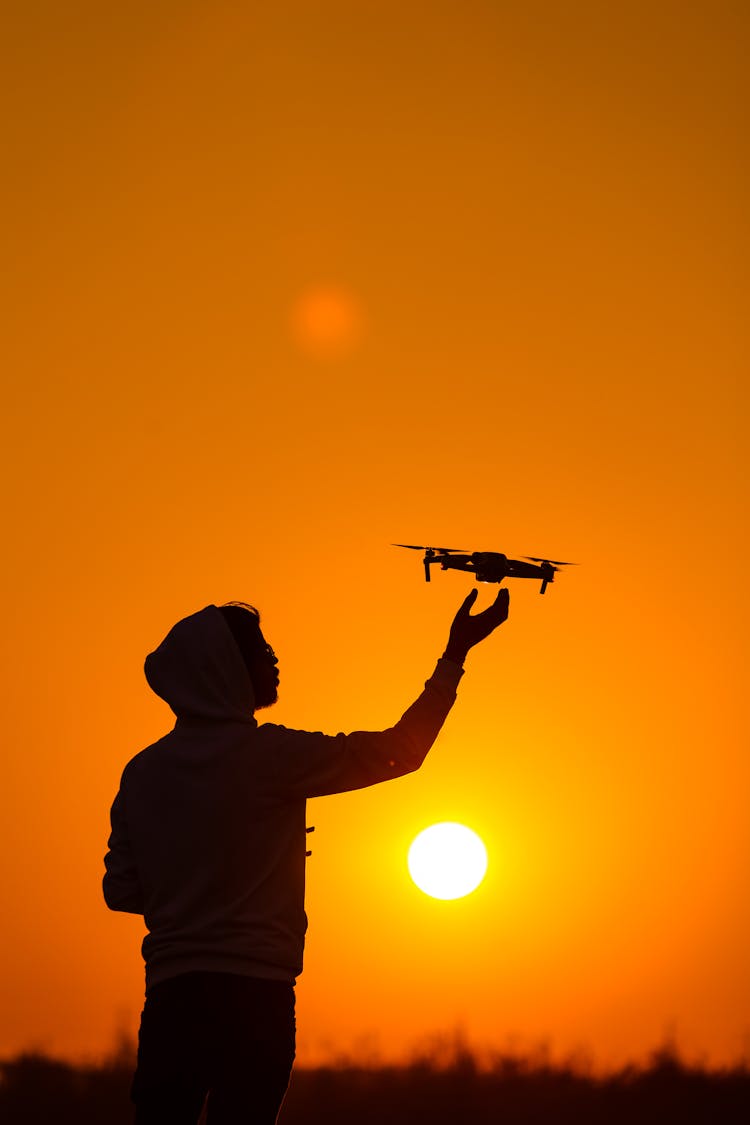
[103,788,145,914]
[267,658,464,798]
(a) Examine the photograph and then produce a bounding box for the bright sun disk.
[408,822,488,900]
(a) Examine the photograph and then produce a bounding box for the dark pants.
[132,972,296,1124]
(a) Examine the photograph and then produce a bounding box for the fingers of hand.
[461,589,479,614]
[475,588,509,629]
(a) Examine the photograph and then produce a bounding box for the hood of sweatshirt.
[144,605,257,723]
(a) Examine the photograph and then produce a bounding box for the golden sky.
[2,0,747,1069]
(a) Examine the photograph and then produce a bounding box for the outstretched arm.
[268,588,510,798]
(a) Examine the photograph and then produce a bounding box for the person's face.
[248,634,279,710]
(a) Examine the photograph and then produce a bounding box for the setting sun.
[408,823,488,901]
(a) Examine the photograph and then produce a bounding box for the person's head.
[218,602,279,711]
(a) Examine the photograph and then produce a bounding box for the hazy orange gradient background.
[2,1,747,1070]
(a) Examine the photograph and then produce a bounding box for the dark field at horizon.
[2,1043,748,1124]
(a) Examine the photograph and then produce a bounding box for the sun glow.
[290,284,364,358]
[408,822,488,900]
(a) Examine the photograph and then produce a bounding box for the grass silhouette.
[1,1035,748,1123]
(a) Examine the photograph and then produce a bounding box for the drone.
[394,544,574,594]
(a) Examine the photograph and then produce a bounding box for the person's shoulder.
[121,733,172,778]
[254,722,321,745]
[255,722,291,740]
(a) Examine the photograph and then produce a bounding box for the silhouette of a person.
[104,587,509,1124]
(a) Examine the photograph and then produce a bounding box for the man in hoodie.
[104,586,509,1124]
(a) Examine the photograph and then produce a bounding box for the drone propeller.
[393,543,466,553]
[523,556,576,566]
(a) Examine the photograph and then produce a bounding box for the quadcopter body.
[394,544,574,594]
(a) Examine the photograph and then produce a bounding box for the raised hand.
[444,587,510,665]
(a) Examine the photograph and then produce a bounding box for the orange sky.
[2,0,747,1070]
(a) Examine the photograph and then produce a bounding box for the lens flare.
[290,284,365,359]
